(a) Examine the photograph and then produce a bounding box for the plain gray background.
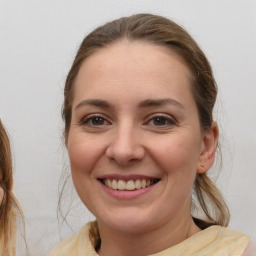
[0,0,256,255]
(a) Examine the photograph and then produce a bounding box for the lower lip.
[99,181,157,200]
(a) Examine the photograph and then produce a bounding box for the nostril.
[106,145,145,165]
[106,140,145,165]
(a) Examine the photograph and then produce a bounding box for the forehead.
[73,41,194,104]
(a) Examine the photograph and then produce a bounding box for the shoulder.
[206,226,250,255]
[47,232,80,256]
[219,226,250,240]
[48,222,97,256]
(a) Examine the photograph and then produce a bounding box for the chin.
[97,209,158,234]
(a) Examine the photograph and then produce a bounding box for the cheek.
[149,132,202,176]
[67,133,102,207]
[67,132,108,178]
[67,133,96,178]
[150,134,201,211]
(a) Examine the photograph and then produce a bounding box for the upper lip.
[97,174,160,181]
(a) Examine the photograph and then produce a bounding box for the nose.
[106,123,145,166]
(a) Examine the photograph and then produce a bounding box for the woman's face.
[67,41,216,233]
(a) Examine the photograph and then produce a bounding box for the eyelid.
[144,113,178,127]
[149,113,177,120]
[79,113,112,126]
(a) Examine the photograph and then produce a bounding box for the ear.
[0,186,4,205]
[197,121,219,174]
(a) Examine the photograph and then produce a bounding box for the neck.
[97,212,200,256]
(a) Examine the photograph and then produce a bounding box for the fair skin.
[67,41,218,256]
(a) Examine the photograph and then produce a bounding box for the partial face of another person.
[67,41,216,233]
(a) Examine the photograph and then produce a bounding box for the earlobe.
[197,122,219,174]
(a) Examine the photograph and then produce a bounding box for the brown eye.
[80,115,110,127]
[153,117,168,126]
[145,114,177,129]
[151,116,176,126]
[91,117,105,125]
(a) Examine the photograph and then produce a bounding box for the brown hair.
[61,13,230,229]
[0,120,24,248]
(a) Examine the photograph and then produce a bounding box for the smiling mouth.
[99,178,160,191]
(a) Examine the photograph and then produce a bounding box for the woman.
[49,14,252,255]
[0,120,23,256]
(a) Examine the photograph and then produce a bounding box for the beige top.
[0,208,17,256]
[48,221,250,256]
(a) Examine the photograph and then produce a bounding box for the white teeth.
[141,179,146,188]
[135,179,142,189]
[112,179,118,190]
[126,180,135,190]
[104,178,155,191]
[106,179,112,188]
[117,180,126,190]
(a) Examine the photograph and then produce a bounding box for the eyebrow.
[75,98,184,110]
[138,98,185,110]
[75,99,112,110]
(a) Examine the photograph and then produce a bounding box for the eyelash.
[79,113,177,128]
[145,114,177,128]
[79,114,111,127]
